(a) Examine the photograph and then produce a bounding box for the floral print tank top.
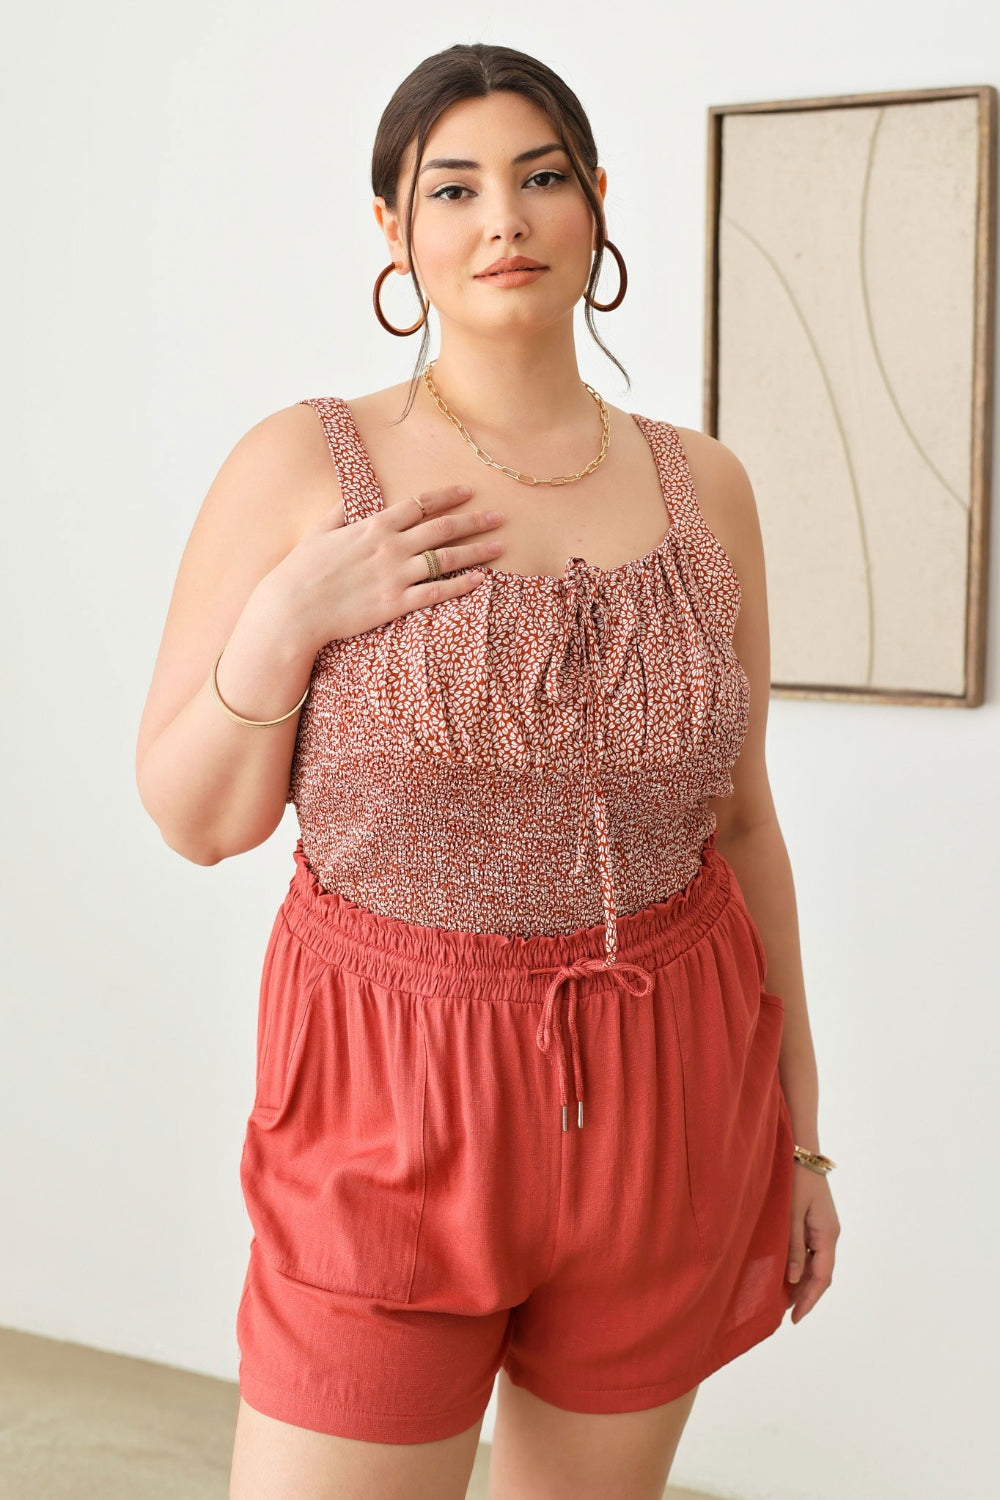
[285,396,750,970]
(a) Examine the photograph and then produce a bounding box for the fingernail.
[457,484,473,497]
[787,1264,801,1283]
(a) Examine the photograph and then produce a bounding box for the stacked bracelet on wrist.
[793,1146,836,1175]
[211,646,311,727]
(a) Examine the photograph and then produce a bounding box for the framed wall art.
[705,84,996,706]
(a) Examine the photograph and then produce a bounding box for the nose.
[480,188,532,244]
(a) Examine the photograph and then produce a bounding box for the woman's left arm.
[676,427,840,1321]
[712,816,818,1151]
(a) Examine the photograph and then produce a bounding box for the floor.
[0,1325,716,1498]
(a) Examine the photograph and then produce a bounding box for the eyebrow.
[419,142,568,175]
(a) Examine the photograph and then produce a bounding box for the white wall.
[3,3,997,1496]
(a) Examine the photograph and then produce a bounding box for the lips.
[477,258,546,276]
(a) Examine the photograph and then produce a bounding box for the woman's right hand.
[270,484,506,648]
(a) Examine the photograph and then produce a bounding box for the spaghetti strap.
[297,396,383,525]
[647,419,706,537]
[654,419,744,625]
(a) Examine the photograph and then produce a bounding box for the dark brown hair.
[371,41,630,421]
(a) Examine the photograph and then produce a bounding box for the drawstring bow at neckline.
[542,561,608,878]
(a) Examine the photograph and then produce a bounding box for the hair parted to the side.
[371,41,630,423]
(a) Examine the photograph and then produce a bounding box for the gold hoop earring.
[584,239,627,311]
[373,261,429,336]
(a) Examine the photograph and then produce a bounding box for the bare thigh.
[229,1395,486,1500]
[488,1369,700,1500]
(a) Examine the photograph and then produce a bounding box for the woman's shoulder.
[667,422,748,473]
[626,410,723,467]
[635,419,755,555]
[283,383,417,536]
[243,399,353,539]
[656,422,751,496]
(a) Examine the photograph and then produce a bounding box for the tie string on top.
[533,560,657,1130]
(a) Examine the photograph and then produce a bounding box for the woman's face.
[375,90,607,337]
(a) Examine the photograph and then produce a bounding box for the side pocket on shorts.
[239,963,428,1304]
[671,900,786,1266]
[730,882,786,1015]
[733,890,769,989]
[251,908,329,1118]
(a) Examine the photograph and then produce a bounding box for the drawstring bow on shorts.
[529,956,654,1130]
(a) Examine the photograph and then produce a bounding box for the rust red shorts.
[236,831,796,1443]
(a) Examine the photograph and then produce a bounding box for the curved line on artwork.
[859,108,969,516]
[722,214,875,683]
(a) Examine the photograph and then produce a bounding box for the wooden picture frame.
[705,84,997,706]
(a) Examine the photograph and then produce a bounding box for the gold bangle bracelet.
[793,1146,837,1174]
[211,646,310,727]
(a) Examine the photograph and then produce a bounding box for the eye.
[428,184,470,202]
[428,170,569,201]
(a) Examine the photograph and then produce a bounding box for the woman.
[136,41,839,1500]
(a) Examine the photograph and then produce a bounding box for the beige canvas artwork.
[706,85,996,706]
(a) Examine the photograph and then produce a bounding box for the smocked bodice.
[285,396,750,968]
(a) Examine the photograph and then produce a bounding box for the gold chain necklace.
[421,358,610,487]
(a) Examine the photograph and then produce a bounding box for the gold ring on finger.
[423,548,442,581]
[411,494,427,518]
